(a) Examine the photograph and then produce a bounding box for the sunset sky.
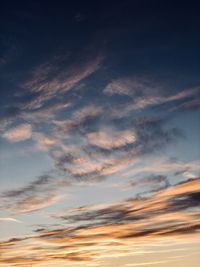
[0,1,200,266]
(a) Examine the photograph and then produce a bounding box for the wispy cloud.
[0,217,22,223]
[13,193,64,214]
[122,158,200,181]
[1,174,66,214]
[104,76,200,117]
[23,54,103,110]
[127,174,169,194]
[125,261,174,266]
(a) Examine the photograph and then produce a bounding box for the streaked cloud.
[0,217,22,223]
[104,76,200,117]
[128,174,169,193]
[13,192,64,214]
[1,174,67,214]
[125,260,176,266]
[122,158,200,181]
[0,178,199,265]
[23,54,103,109]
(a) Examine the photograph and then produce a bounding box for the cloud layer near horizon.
[0,178,200,266]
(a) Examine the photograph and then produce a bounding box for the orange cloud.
[0,178,199,266]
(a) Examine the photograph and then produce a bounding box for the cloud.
[2,123,32,142]
[122,158,200,181]
[131,86,199,112]
[0,112,192,219]
[0,52,103,136]
[55,178,200,227]
[0,217,22,223]
[32,132,57,151]
[50,116,181,184]
[0,178,199,265]
[103,76,163,97]
[13,193,64,214]
[23,54,103,110]
[128,175,169,193]
[104,78,137,96]
[53,104,104,135]
[86,129,136,149]
[0,109,183,216]
[0,4,199,267]
[0,54,196,223]
[1,174,66,214]
[74,104,103,121]
[171,97,200,111]
[125,260,176,266]
[21,101,71,124]
[28,56,102,95]
[104,77,200,118]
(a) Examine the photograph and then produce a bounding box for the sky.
[0,1,200,266]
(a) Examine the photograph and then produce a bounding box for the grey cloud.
[56,178,200,228]
[129,174,169,190]
[1,174,67,214]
